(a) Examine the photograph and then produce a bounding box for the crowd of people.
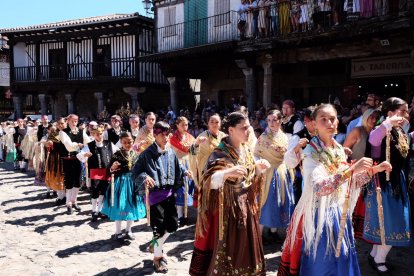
[237,0,407,39]
[1,93,413,275]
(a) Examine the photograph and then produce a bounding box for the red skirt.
[278,215,303,276]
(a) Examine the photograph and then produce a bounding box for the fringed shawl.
[134,125,155,154]
[195,137,264,239]
[286,137,371,259]
[169,130,195,160]
[188,130,226,189]
[254,128,295,207]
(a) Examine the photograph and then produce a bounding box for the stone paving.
[0,162,413,275]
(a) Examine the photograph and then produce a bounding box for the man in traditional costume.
[281,99,304,138]
[77,126,118,222]
[59,114,91,214]
[37,115,49,142]
[132,121,190,273]
[104,115,124,145]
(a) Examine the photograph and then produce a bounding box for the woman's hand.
[294,138,309,153]
[85,152,93,158]
[195,136,208,146]
[110,161,121,173]
[350,157,373,174]
[255,159,270,173]
[373,161,392,175]
[343,147,353,156]
[387,114,405,127]
[223,165,247,181]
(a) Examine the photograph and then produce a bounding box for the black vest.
[14,127,27,144]
[107,128,123,144]
[37,124,48,141]
[293,127,312,141]
[87,140,113,169]
[282,115,300,135]
[63,127,83,154]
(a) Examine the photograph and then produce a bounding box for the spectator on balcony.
[344,0,361,21]
[291,0,301,32]
[269,0,279,36]
[238,0,248,40]
[313,0,332,31]
[258,0,269,38]
[360,0,374,17]
[279,0,291,35]
[248,0,259,38]
[331,0,344,25]
[299,0,310,32]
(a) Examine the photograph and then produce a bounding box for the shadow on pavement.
[5,211,67,226]
[56,237,131,258]
[4,200,58,213]
[35,217,90,234]
[94,260,157,276]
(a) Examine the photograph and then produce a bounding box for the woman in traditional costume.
[278,104,391,276]
[33,124,50,194]
[133,112,156,155]
[102,132,146,241]
[254,109,295,238]
[189,112,270,275]
[189,114,226,207]
[169,116,196,226]
[45,118,67,205]
[343,108,380,240]
[364,97,413,274]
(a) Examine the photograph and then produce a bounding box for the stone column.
[12,94,23,119]
[38,94,47,115]
[262,62,272,109]
[236,59,257,113]
[65,94,75,114]
[167,77,178,115]
[94,92,105,115]
[123,87,146,110]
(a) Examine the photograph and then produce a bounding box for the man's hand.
[145,176,156,189]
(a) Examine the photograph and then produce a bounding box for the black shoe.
[91,212,98,222]
[73,204,82,212]
[53,191,57,197]
[14,167,19,171]
[98,212,108,219]
[21,168,26,173]
[45,193,52,199]
[111,233,125,241]
[125,232,136,240]
[55,198,63,206]
[67,206,73,215]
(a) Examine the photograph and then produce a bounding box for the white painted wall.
[13,42,27,67]
[0,61,10,86]
[157,3,185,52]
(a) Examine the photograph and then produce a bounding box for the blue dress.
[259,168,295,228]
[300,209,361,276]
[363,171,412,246]
[101,150,146,221]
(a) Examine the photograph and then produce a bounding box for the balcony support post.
[262,60,272,109]
[38,94,48,115]
[65,93,75,114]
[167,77,178,115]
[94,92,105,115]
[12,94,23,119]
[236,59,257,113]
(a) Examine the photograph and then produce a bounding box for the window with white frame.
[163,7,177,37]
[214,0,230,26]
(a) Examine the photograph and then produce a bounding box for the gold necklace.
[119,149,135,170]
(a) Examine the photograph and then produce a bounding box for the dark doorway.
[49,49,66,79]
[96,45,112,77]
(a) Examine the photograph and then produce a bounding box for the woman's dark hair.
[208,113,221,122]
[175,116,188,125]
[120,132,133,140]
[304,106,316,120]
[222,112,248,133]
[381,97,407,117]
[311,103,337,120]
[266,109,283,119]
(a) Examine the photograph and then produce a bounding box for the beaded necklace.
[119,149,136,170]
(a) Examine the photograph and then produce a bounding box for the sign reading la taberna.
[351,55,414,78]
